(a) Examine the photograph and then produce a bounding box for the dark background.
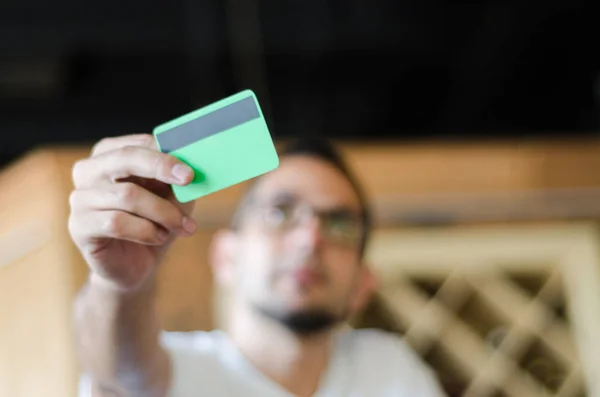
[0,0,598,167]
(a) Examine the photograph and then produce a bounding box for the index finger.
[91,134,157,157]
[73,146,194,189]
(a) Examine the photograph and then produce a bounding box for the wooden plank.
[561,230,600,397]
[556,367,584,397]
[0,244,73,397]
[31,138,600,228]
[367,225,585,274]
[0,148,83,397]
[156,230,215,332]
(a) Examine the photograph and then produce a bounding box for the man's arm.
[73,274,171,397]
[68,134,196,396]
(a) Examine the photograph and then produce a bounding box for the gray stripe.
[157,96,259,153]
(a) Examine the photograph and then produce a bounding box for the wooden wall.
[0,151,81,397]
[1,138,600,396]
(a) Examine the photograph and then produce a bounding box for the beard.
[257,305,345,336]
[250,252,350,335]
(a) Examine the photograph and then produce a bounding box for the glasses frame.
[242,195,366,248]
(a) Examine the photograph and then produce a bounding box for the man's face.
[220,155,373,334]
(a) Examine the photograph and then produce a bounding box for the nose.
[287,216,323,250]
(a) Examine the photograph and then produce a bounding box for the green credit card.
[153,89,279,203]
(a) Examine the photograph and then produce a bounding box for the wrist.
[88,271,157,298]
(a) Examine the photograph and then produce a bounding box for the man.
[70,133,446,396]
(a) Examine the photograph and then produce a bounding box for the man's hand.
[68,133,197,291]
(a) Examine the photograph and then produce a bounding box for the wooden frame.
[366,222,600,397]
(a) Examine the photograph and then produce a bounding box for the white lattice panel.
[360,223,600,397]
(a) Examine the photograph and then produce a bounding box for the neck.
[228,302,338,397]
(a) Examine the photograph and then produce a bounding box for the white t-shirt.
[79,328,446,396]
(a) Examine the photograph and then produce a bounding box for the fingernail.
[182,217,197,234]
[172,164,193,183]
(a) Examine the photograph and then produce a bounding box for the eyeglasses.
[248,196,365,247]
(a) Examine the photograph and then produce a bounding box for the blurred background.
[0,0,599,165]
[1,1,600,396]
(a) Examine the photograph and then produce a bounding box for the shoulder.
[344,328,447,396]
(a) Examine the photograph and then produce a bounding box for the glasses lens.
[261,202,297,229]
[322,213,363,245]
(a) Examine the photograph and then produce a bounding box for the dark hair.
[230,136,373,255]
